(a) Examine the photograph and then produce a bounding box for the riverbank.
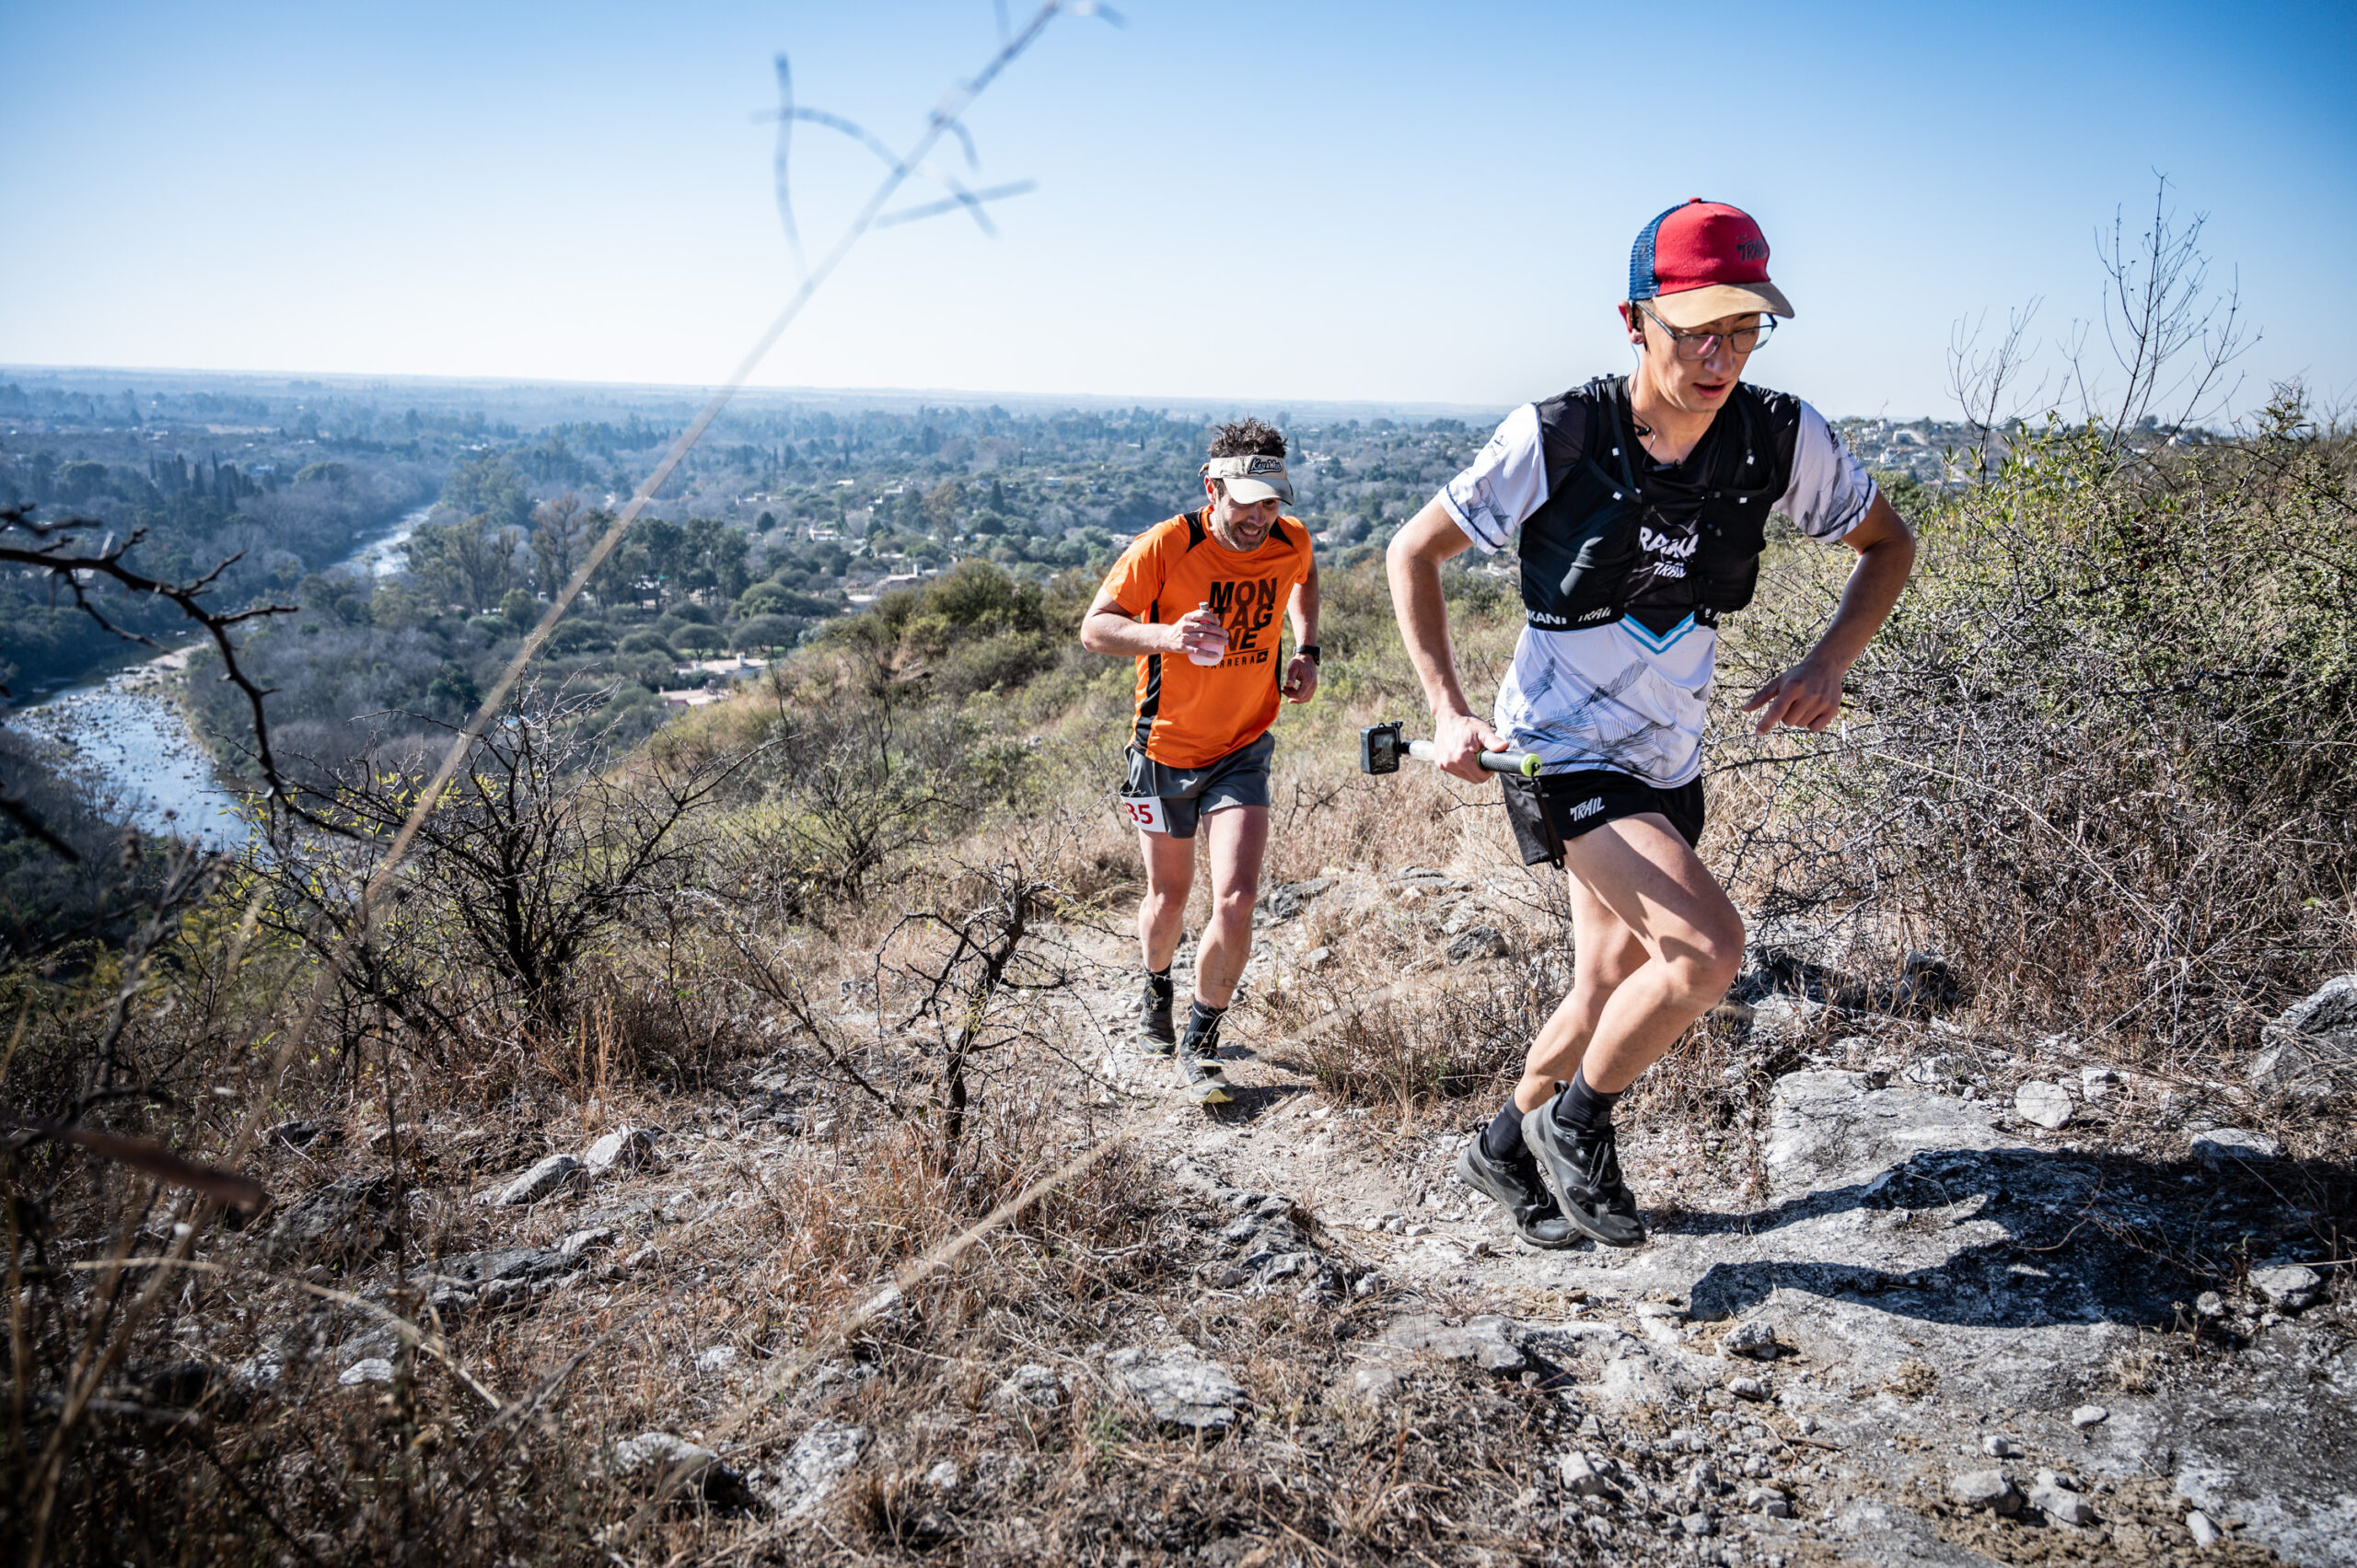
[0,501,434,850]
[5,647,248,848]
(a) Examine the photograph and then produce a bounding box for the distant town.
[1,367,1991,756]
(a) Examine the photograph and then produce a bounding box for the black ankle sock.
[1550,1067,1622,1135]
[1481,1101,1527,1163]
[1182,999,1225,1051]
[1145,967,1173,999]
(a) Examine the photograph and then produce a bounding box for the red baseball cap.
[1629,199,1794,328]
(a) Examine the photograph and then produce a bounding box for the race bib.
[1120,796,1169,834]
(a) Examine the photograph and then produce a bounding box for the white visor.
[1202,453,1294,504]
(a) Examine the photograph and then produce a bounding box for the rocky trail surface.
[1083,870,2357,1568]
[275,868,2353,1565]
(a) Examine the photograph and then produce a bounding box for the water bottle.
[1186,601,1225,668]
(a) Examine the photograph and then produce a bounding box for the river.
[1,503,435,849]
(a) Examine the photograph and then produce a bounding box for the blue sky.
[2,0,2350,418]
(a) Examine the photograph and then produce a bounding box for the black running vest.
[1516,377,1804,636]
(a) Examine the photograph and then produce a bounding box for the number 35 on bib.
[1120,796,1169,834]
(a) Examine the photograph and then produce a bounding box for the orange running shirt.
[1100,509,1316,768]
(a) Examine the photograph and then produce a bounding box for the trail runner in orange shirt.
[1080,419,1320,1104]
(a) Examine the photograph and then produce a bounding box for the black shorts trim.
[1501,768,1705,867]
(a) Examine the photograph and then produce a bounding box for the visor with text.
[1201,454,1295,504]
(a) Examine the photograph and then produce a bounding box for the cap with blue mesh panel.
[1629,198,1794,328]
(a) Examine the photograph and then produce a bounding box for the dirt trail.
[1080,874,2356,1568]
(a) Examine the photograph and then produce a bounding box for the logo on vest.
[1640,524,1698,580]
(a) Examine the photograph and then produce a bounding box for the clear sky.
[3,0,2351,419]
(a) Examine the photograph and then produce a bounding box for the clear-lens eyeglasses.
[1640,303,1777,360]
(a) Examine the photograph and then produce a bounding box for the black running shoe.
[1520,1104,1647,1248]
[1455,1136,1579,1249]
[1138,971,1176,1055]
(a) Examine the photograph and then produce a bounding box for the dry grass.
[11,423,2357,1560]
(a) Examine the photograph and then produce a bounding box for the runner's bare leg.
[1137,829,1196,973]
[1192,803,1269,1008]
[1513,873,1649,1113]
[1530,813,1745,1095]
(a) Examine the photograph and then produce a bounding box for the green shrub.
[669,621,727,656]
[733,613,806,652]
[817,561,1061,696]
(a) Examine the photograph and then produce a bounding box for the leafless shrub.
[257,688,752,1049]
[730,830,1115,1173]
[2069,175,2255,448]
[1948,298,2048,482]
[1949,174,2258,482]
[724,694,982,919]
[1713,389,2357,1062]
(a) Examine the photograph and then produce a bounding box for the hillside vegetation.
[1,395,2351,1565]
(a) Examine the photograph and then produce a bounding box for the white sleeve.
[1435,403,1548,555]
[1774,401,1878,543]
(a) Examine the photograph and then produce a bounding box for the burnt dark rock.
[1259,877,1333,923]
[1446,925,1509,965]
[2253,974,2357,1097]
[261,1175,396,1265]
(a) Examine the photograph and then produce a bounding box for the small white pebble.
[2070,1404,2108,1429]
[2187,1510,2222,1547]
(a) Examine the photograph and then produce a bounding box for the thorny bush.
[259,689,751,1044]
[1713,389,2357,1057]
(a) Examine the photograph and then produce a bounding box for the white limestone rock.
[493,1154,584,1206]
[2014,1079,2074,1130]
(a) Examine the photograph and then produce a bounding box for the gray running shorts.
[1119,731,1274,840]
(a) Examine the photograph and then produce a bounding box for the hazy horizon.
[6,1,2352,423]
[0,358,2143,430]
[0,360,1522,426]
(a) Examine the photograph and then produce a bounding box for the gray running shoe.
[1454,1136,1579,1249]
[1177,1048,1232,1105]
[1177,1002,1231,1103]
[1138,971,1176,1055]
[1520,1104,1646,1248]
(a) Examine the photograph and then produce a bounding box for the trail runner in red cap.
[1387,200,1917,1249]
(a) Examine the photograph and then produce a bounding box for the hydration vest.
[1517,377,1796,636]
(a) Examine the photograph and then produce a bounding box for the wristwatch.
[1297,645,1321,666]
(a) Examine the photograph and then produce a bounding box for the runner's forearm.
[1805,497,1915,672]
[1386,500,1479,718]
[1288,559,1320,650]
[1080,608,1178,658]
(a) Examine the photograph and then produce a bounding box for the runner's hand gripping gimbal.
[1358,721,1542,778]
